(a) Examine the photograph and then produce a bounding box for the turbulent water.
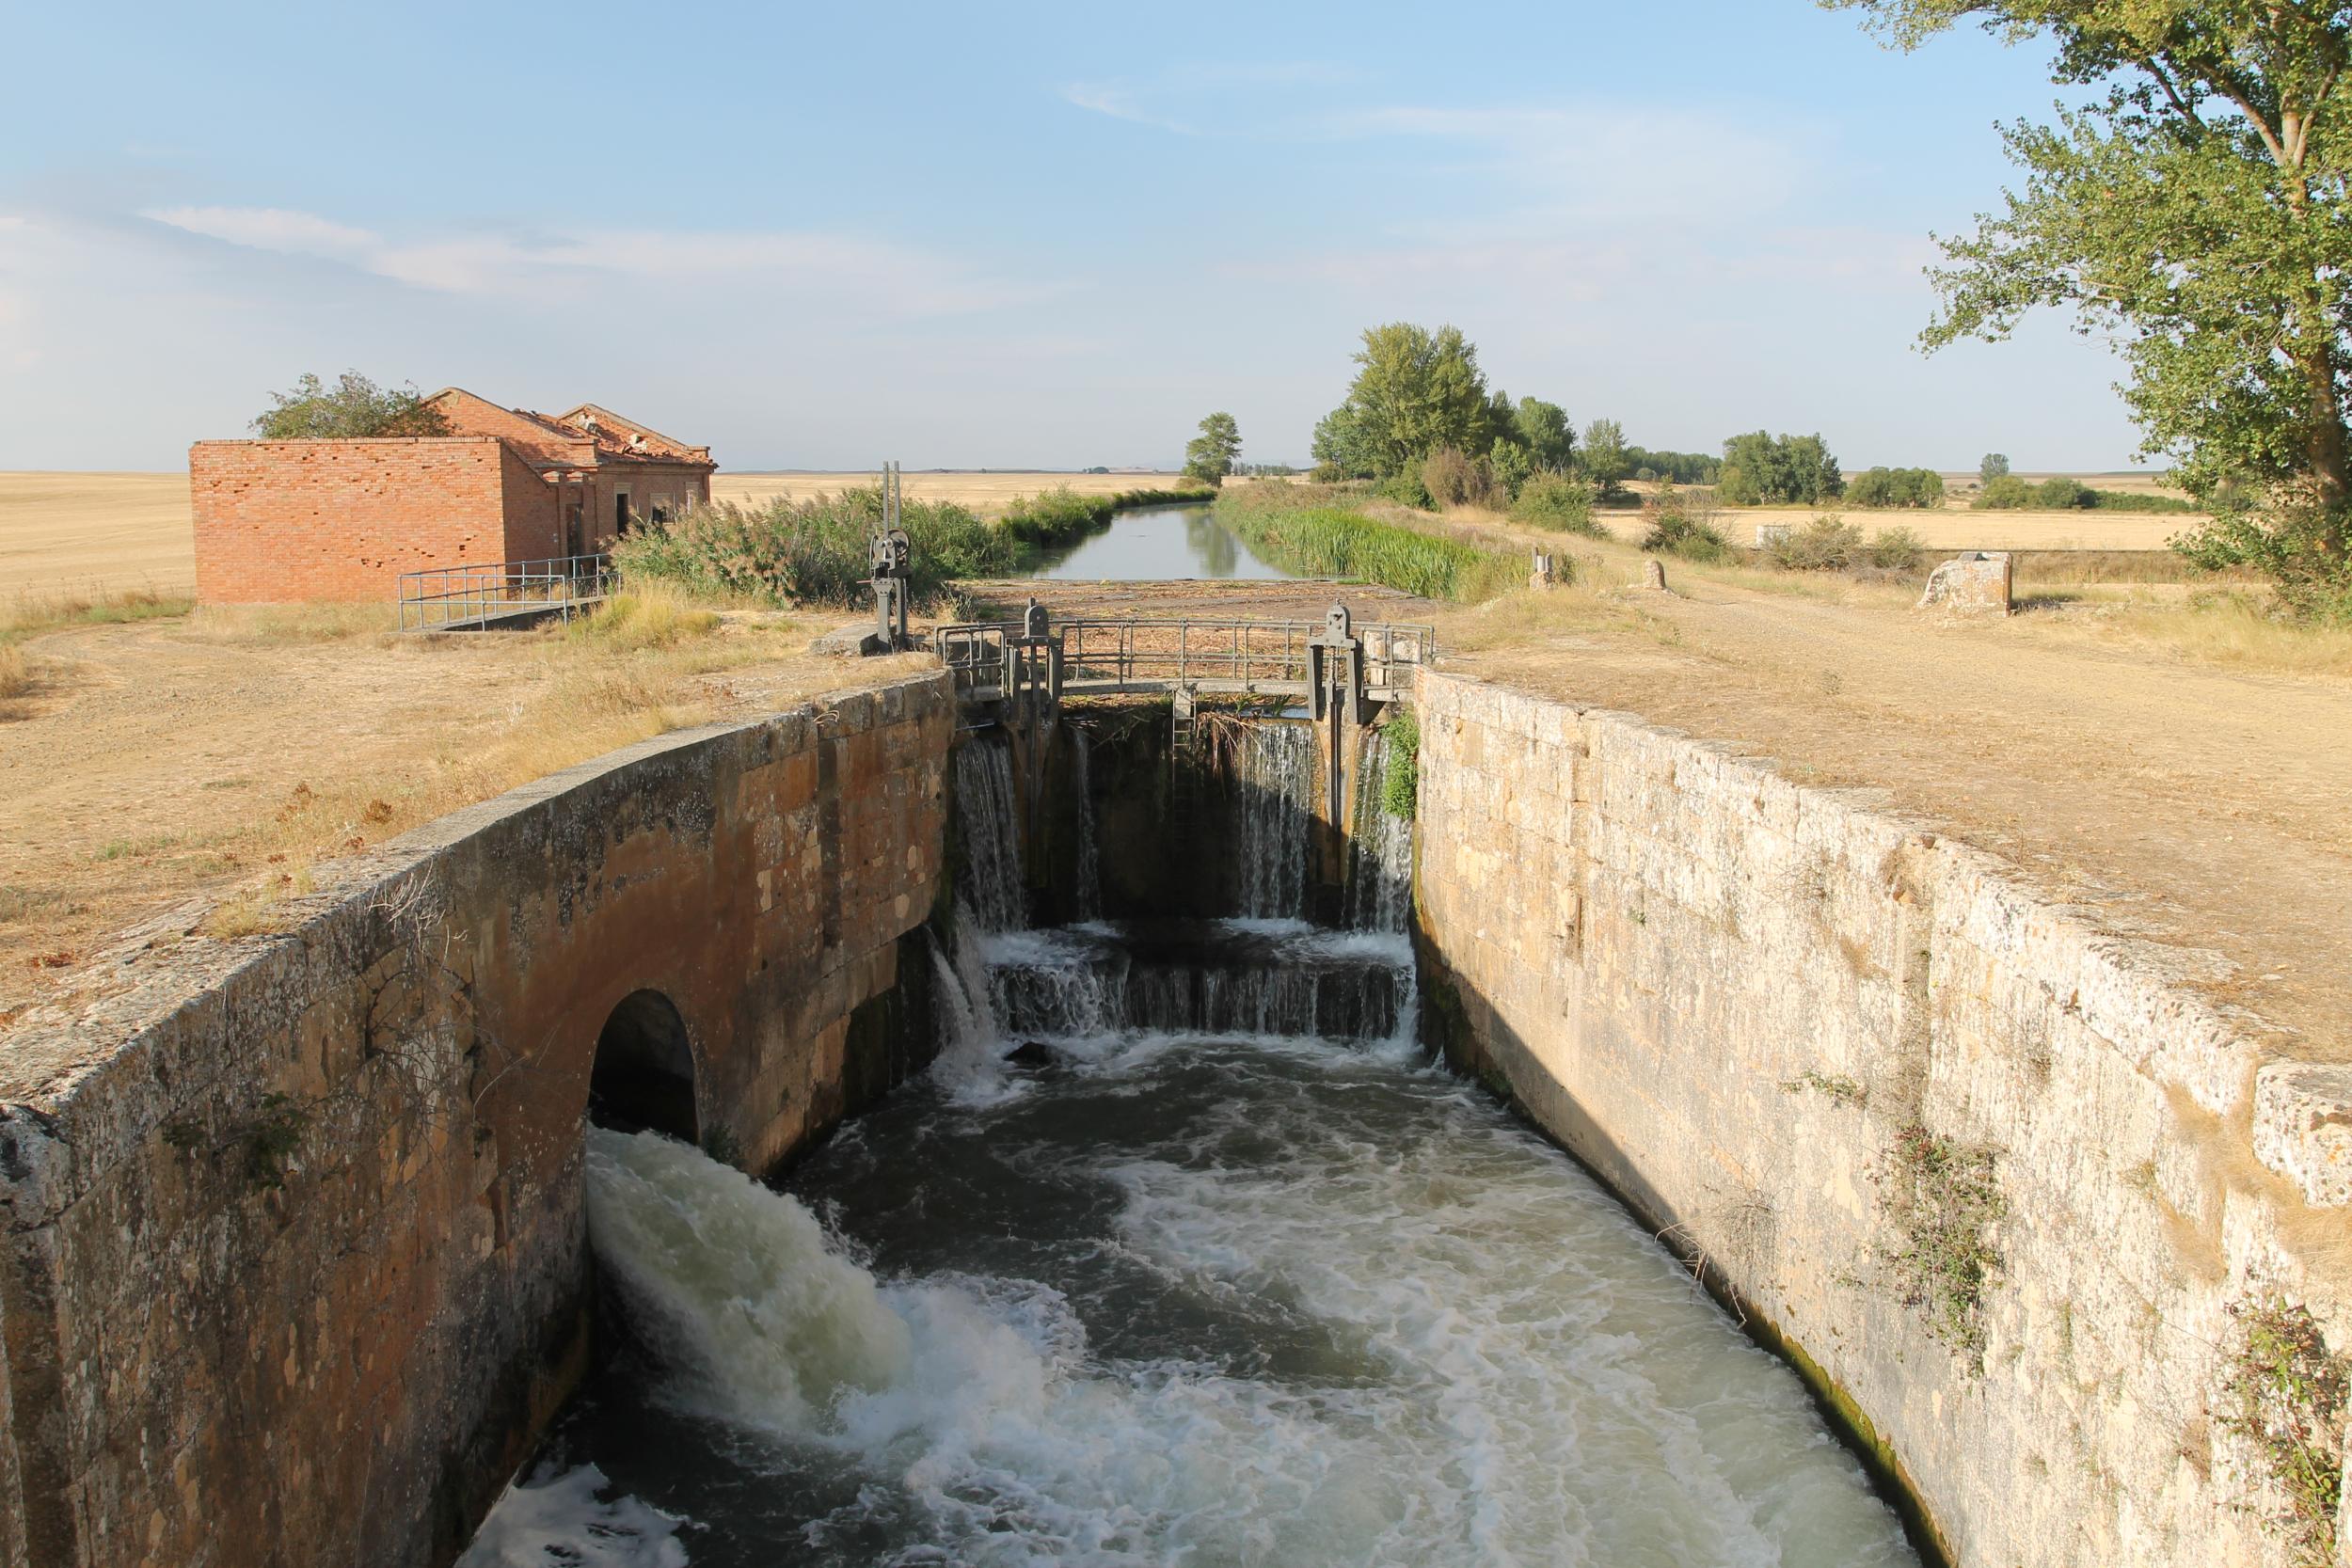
[469,1037,1916,1567]
[464,724,1918,1566]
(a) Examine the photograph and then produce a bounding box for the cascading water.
[1233,721,1313,921]
[1345,726,1415,935]
[1070,727,1103,921]
[467,710,1923,1566]
[952,739,1026,935]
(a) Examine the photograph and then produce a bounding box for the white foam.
[455,1463,688,1568]
[577,1108,1916,1567]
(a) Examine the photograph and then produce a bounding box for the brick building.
[190,388,716,603]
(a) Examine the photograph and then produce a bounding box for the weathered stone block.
[1917,550,2013,615]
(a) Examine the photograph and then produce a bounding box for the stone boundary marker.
[1917,549,2013,614]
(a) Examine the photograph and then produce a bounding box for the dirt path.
[1454,568,2352,1062]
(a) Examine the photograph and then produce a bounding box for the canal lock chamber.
[465,702,1927,1568]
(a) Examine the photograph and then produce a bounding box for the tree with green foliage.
[1846,466,1947,507]
[1980,451,2010,485]
[1718,430,1845,505]
[1316,323,1494,479]
[1580,418,1630,499]
[1184,411,1242,486]
[1829,0,2352,612]
[1488,437,1535,499]
[1512,397,1577,470]
[251,372,451,438]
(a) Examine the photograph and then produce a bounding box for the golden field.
[0,471,197,594]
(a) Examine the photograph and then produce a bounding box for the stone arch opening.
[588,990,699,1143]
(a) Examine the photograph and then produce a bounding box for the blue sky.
[0,1,2144,472]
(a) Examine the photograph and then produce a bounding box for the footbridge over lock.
[930,602,1436,829]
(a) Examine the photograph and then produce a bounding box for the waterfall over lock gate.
[934,719,1419,1066]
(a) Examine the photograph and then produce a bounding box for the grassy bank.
[1215,483,1523,602]
[999,483,1215,549]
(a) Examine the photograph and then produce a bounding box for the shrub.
[1640,485,1734,562]
[1867,526,1927,571]
[1765,515,1867,571]
[2037,476,2092,509]
[1974,474,2035,510]
[1845,467,1947,509]
[1420,445,1499,510]
[1511,471,1604,535]
[1373,472,1436,510]
[1488,438,1534,500]
[614,489,1014,606]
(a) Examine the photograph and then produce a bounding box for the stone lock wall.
[1413,671,2352,1568]
[0,670,954,1568]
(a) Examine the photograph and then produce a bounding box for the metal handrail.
[935,615,1438,695]
[395,553,614,631]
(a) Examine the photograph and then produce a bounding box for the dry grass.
[2,583,193,644]
[566,584,725,651]
[185,601,398,646]
[2014,589,2352,680]
[0,645,27,702]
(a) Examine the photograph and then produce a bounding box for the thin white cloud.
[1060,84,1196,135]
[139,205,1039,315]
[148,204,381,260]
[1314,103,1806,222]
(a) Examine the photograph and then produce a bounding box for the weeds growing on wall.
[1214,486,1521,602]
[1879,1122,2008,1359]
[1381,707,1420,818]
[2223,1296,2348,1566]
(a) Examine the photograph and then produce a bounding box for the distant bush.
[1719,431,1843,505]
[1765,515,1867,570]
[1511,471,1604,535]
[1641,487,1733,562]
[1626,446,1722,484]
[1975,474,2201,514]
[1844,467,1946,509]
[1974,474,2035,510]
[1867,526,1927,571]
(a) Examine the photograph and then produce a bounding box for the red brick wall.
[498,441,565,562]
[191,438,516,603]
[426,389,595,468]
[585,464,715,550]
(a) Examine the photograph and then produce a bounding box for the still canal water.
[1033,503,1293,581]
